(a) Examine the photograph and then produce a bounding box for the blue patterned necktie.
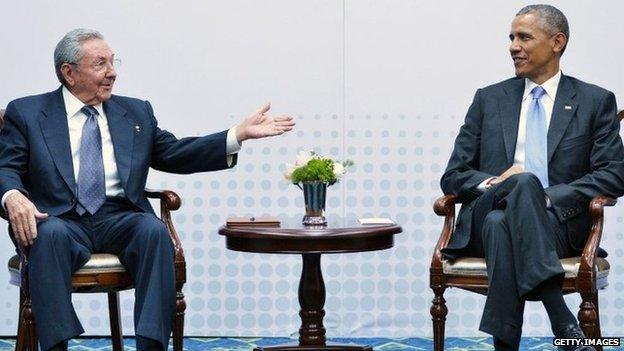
[76,106,105,215]
[525,86,549,187]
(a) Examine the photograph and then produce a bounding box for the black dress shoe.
[136,336,164,351]
[556,324,595,351]
[47,340,68,351]
[493,336,517,351]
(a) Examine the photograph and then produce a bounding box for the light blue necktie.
[76,106,106,215]
[525,86,549,187]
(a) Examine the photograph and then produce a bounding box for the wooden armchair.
[429,110,624,351]
[0,108,187,351]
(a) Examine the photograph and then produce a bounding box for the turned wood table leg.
[253,253,371,351]
[298,253,326,346]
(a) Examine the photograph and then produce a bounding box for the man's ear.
[552,32,567,55]
[61,63,76,87]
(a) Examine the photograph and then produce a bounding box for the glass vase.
[299,181,328,226]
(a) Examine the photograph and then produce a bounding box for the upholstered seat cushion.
[443,256,610,289]
[8,253,127,286]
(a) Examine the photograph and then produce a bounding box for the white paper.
[358,217,395,225]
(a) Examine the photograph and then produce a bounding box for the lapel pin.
[564,105,572,110]
[135,125,141,132]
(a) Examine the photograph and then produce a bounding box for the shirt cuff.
[226,126,242,155]
[546,195,552,208]
[476,177,497,193]
[1,189,20,211]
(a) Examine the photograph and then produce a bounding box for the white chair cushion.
[443,256,610,289]
[8,253,127,286]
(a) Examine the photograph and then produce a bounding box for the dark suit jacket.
[0,87,237,216]
[441,75,624,258]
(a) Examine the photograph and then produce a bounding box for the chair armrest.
[579,196,617,279]
[431,194,459,269]
[13,243,31,294]
[434,194,458,216]
[145,188,181,211]
[144,188,184,260]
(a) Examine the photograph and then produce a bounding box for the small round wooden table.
[218,219,402,351]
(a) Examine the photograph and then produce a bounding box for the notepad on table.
[226,216,280,227]
[358,217,395,225]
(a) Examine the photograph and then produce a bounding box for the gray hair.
[54,28,104,85]
[517,4,569,54]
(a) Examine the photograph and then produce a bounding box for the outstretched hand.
[235,103,295,143]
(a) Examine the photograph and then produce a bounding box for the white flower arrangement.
[284,151,353,186]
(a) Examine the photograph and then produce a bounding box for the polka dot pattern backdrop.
[66,113,624,338]
[0,0,623,340]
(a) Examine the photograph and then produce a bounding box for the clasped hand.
[489,165,525,186]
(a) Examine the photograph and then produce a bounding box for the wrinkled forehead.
[79,38,114,61]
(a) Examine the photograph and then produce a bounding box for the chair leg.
[591,294,602,337]
[108,292,124,351]
[430,287,448,351]
[578,291,597,339]
[22,297,37,351]
[592,294,603,351]
[15,292,25,351]
[173,288,186,351]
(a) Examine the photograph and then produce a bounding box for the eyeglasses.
[69,58,121,72]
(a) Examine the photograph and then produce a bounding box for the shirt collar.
[62,86,105,119]
[522,70,562,102]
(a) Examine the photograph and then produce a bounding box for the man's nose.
[509,40,521,53]
[106,66,117,78]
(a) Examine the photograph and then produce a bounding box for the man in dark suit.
[0,29,294,351]
[441,5,624,351]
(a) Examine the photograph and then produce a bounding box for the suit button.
[70,198,75,205]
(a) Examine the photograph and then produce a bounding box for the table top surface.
[218,217,403,254]
[219,217,401,237]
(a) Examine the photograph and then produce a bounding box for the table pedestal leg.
[253,254,372,351]
[299,253,326,345]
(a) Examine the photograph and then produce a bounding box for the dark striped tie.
[76,106,105,215]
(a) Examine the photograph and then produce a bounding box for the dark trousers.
[463,173,574,349]
[27,198,175,351]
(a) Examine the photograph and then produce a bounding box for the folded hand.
[490,165,525,185]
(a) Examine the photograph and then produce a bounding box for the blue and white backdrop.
[1,0,623,338]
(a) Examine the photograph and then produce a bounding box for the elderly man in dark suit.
[0,29,294,351]
[441,5,624,351]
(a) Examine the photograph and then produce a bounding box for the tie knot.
[531,86,546,100]
[81,106,99,119]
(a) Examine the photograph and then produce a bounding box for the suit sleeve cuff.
[226,126,242,155]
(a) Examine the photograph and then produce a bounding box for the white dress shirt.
[2,87,241,208]
[513,70,561,168]
[478,70,561,191]
[63,87,125,197]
